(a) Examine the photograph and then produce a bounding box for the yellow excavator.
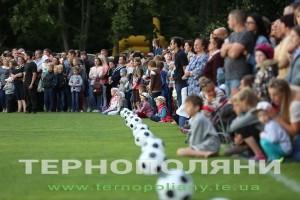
[113,17,167,55]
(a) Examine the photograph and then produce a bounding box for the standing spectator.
[203,36,224,85]
[23,51,38,114]
[64,50,76,111]
[10,58,26,112]
[274,14,294,79]
[3,77,15,113]
[42,63,56,112]
[69,67,83,112]
[98,55,109,109]
[81,51,92,112]
[170,36,189,106]
[0,57,10,112]
[89,57,103,112]
[221,9,255,96]
[212,27,229,42]
[56,65,66,112]
[148,60,162,100]
[12,48,19,63]
[183,37,209,95]
[152,38,163,56]
[253,44,278,101]
[287,26,300,86]
[184,40,195,62]
[157,61,168,103]
[34,50,43,69]
[246,12,271,67]
[131,57,143,109]
[109,55,126,88]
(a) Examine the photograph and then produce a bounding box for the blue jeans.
[71,91,80,112]
[260,139,285,160]
[44,88,55,112]
[225,79,240,97]
[89,84,96,110]
[150,115,161,122]
[0,88,6,110]
[56,88,65,112]
[175,81,187,106]
[290,135,300,161]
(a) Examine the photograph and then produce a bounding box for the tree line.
[0,0,288,54]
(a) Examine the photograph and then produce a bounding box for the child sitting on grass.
[150,96,172,122]
[177,95,220,158]
[135,92,154,118]
[253,101,292,161]
[103,88,120,115]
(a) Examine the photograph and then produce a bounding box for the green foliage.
[0,0,289,53]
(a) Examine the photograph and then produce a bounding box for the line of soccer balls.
[120,108,194,200]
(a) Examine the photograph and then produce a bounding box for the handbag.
[93,78,102,95]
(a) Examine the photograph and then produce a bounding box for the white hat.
[140,92,150,99]
[42,55,50,63]
[5,77,13,82]
[154,96,166,103]
[253,101,272,114]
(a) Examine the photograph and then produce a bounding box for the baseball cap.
[252,101,272,114]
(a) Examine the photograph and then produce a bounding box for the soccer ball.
[125,114,136,127]
[156,169,194,200]
[137,149,167,175]
[134,130,154,146]
[129,117,142,130]
[142,137,165,152]
[120,108,130,118]
[124,111,134,120]
[133,124,149,136]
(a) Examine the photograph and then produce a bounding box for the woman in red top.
[203,37,224,85]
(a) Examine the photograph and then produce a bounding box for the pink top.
[137,101,154,117]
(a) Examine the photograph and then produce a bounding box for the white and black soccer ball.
[124,111,134,120]
[137,149,167,175]
[120,108,130,118]
[125,114,136,127]
[142,137,165,152]
[134,130,154,146]
[133,124,149,136]
[129,117,142,130]
[156,169,194,200]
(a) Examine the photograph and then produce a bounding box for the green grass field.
[0,113,300,200]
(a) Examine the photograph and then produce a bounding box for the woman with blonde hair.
[131,57,143,109]
[98,54,109,109]
[268,79,300,161]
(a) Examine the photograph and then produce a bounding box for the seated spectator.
[135,92,154,118]
[253,101,292,161]
[103,88,119,115]
[150,96,172,122]
[105,91,127,115]
[253,44,278,100]
[177,95,220,158]
[199,77,226,117]
[268,79,300,161]
[230,88,266,160]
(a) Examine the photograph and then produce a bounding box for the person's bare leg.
[177,148,216,158]
[22,100,26,112]
[244,136,263,155]
[17,101,22,112]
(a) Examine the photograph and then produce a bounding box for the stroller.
[185,98,236,144]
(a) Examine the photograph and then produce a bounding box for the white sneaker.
[86,108,91,112]
[92,110,99,113]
